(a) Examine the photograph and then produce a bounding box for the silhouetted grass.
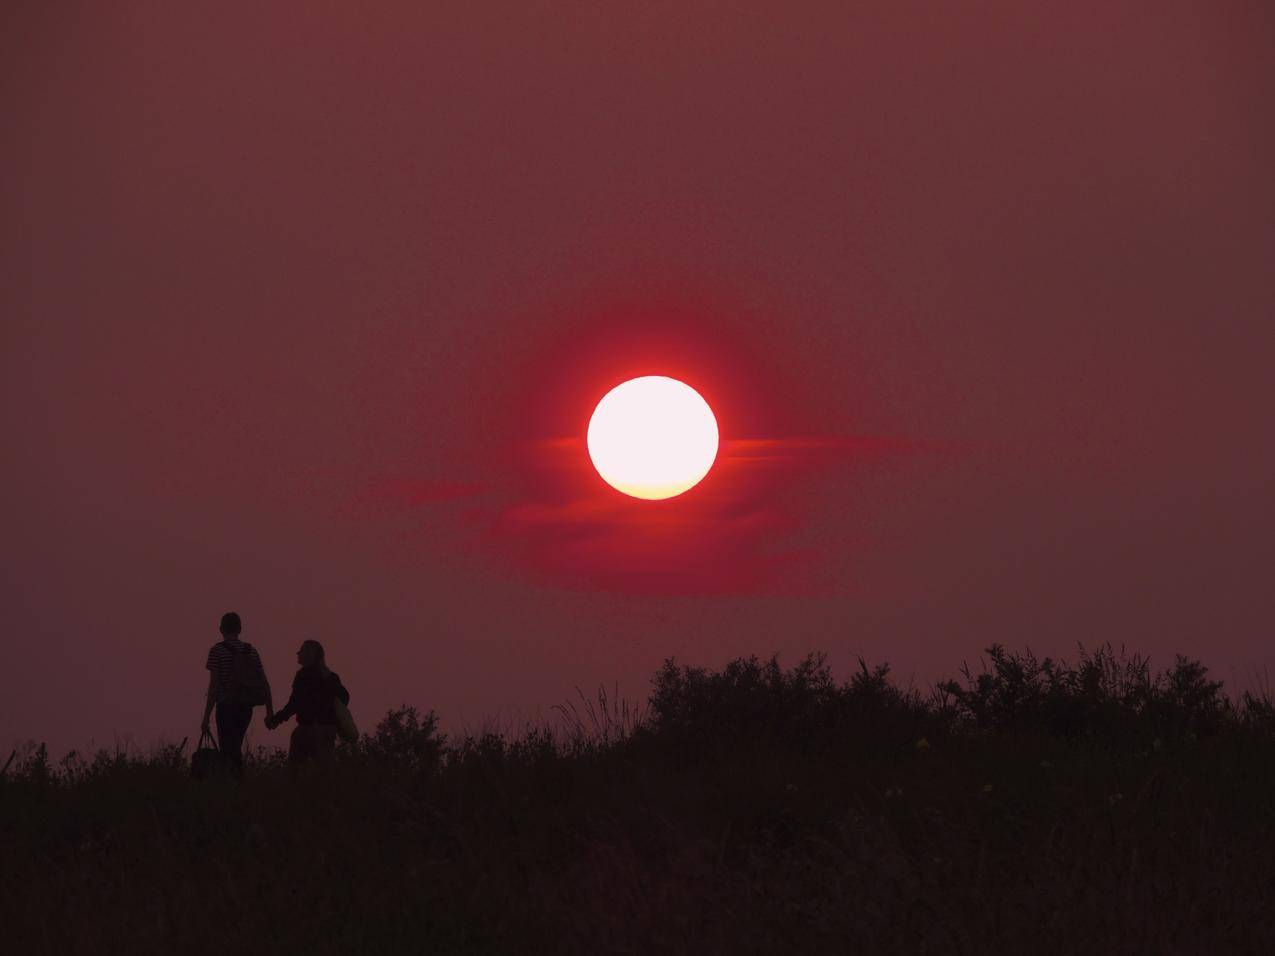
[5,645,1275,954]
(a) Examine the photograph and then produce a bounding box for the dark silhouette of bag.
[224,641,270,707]
[333,696,359,743]
[190,729,226,779]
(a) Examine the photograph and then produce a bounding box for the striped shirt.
[206,640,265,704]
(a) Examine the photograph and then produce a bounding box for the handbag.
[333,697,359,744]
[190,728,227,779]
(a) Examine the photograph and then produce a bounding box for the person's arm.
[272,673,301,726]
[201,672,216,734]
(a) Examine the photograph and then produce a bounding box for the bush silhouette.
[647,652,940,760]
[936,643,1232,743]
[360,705,446,773]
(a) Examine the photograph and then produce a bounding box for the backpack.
[223,641,270,707]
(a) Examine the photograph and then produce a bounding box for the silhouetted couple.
[200,612,350,775]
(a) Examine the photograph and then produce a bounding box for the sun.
[587,376,719,500]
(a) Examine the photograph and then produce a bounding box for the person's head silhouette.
[297,639,325,669]
[220,612,242,638]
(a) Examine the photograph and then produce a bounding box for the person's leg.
[216,703,252,777]
[214,704,236,774]
[232,705,254,775]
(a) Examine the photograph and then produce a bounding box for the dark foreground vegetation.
[5,645,1275,954]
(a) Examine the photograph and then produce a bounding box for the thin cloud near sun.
[349,434,935,595]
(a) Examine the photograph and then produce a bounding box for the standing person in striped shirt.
[200,611,274,777]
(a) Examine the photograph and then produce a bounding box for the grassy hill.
[5,645,1275,954]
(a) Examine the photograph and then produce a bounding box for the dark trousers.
[215,701,254,776]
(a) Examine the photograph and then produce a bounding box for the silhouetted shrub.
[1240,688,1275,732]
[360,705,445,772]
[1146,654,1229,738]
[447,730,508,766]
[647,653,934,756]
[7,742,52,785]
[937,643,1232,742]
[649,653,836,745]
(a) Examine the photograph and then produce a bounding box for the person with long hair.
[265,639,349,764]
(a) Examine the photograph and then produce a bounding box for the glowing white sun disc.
[587,376,719,500]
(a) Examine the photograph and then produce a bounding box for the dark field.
[5,646,1275,955]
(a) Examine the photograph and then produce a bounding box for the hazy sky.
[4,2,1273,754]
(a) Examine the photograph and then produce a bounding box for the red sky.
[4,3,1273,754]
